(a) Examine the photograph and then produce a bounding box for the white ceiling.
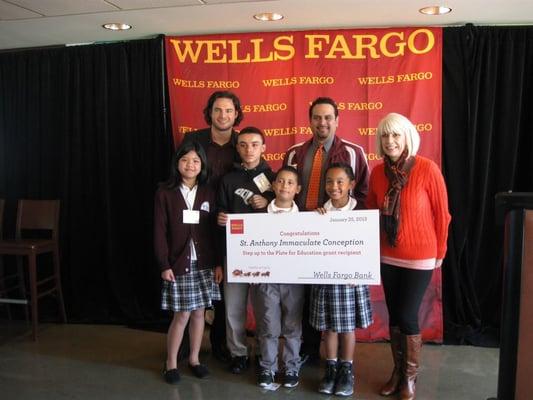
[0,0,532,51]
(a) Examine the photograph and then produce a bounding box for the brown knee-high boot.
[399,334,422,400]
[379,326,403,396]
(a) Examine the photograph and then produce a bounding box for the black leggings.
[380,263,433,335]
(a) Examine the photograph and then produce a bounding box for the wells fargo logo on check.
[225,210,380,285]
[230,219,244,234]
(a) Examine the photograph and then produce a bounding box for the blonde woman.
[366,113,451,400]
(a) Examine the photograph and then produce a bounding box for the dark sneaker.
[257,368,275,387]
[283,371,299,388]
[334,362,354,397]
[318,360,338,394]
[229,356,249,374]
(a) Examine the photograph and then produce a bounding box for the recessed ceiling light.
[102,23,132,31]
[253,12,284,22]
[419,6,452,15]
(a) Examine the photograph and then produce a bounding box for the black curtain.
[0,37,173,324]
[442,25,533,345]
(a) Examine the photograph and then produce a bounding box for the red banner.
[165,27,443,342]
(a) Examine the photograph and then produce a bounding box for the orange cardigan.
[366,156,451,269]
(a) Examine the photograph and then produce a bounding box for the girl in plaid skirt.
[311,163,373,397]
[154,141,223,384]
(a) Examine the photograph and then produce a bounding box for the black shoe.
[334,362,354,397]
[229,356,249,374]
[189,363,210,379]
[283,371,299,388]
[318,360,337,394]
[257,368,274,387]
[163,363,181,384]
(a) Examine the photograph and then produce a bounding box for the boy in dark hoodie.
[217,126,275,374]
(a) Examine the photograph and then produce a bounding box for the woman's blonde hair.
[375,113,420,159]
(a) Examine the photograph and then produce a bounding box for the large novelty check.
[225,210,380,285]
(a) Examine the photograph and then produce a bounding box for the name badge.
[183,210,200,224]
[253,173,272,193]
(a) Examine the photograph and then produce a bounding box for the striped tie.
[305,144,324,210]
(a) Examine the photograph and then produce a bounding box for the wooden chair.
[0,199,67,340]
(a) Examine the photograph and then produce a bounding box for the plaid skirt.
[309,284,373,333]
[161,261,221,312]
